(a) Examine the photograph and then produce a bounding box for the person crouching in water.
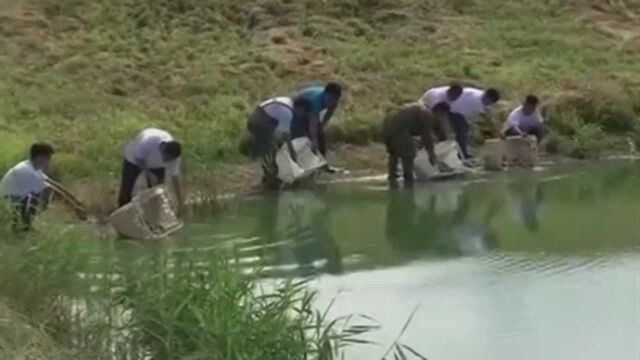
[382,102,451,187]
[502,95,545,142]
[246,97,313,189]
[0,143,55,231]
[118,128,184,216]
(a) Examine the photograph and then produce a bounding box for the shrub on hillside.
[570,122,607,159]
[547,86,637,134]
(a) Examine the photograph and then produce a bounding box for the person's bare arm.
[309,114,320,153]
[421,125,437,166]
[321,106,336,128]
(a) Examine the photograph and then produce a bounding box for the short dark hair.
[432,102,451,113]
[293,97,312,113]
[485,88,501,103]
[30,142,54,159]
[525,94,540,106]
[447,82,463,97]
[324,82,342,98]
[162,141,182,159]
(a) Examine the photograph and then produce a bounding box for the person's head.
[292,97,312,118]
[160,141,182,162]
[446,82,463,102]
[29,142,54,170]
[323,82,342,109]
[522,94,540,115]
[482,88,500,106]
[431,101,451,121]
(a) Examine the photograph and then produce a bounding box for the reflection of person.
[293,83,343,162]
[385,188,422,252]
[118,128,184,216]
[276,189,343,275]
[386,186,501,256]
[382,102,450,186]
[247,97,313,188]
[502,95,545,142]
[508,180,544,233]
[1,143,54,231]
[450,87,501,160]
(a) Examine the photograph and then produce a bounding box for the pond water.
[186,160,640,360]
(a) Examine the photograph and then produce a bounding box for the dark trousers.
[247,108,280,187]
[260,147,280,189]
[504,125,545,143]
[449,113,471,159]
[7,191,49,231]
[384,133,416,186]
[118,160,165,207]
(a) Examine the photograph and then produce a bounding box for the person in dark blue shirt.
[292,82,342,166]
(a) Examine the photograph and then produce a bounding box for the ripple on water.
[481,249,640,278]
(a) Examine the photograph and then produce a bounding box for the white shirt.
[450,88,488,122]
[124,128,180,177]
[503,105,544,132]
[0,160,48,197]
[260,97,294,135]
[420,86,450,109]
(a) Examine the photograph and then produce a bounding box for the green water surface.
[186,160,640,360]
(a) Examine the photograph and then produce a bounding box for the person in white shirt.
[246,97,312,189]
[1,143,54,230]
[118,128,184,214]
[502,95,545,142]
[449,87,501,160]
[420,82,463,109]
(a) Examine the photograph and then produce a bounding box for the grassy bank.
[0,207,378,359]
[1,0,639,180]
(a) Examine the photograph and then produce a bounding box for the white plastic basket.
[414,140,467,181]
[276,137,327,184]
[482,137,538,170]
[109,185,182,240]
[482,139,505,171]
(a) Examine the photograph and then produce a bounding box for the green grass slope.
[1,0,639,179]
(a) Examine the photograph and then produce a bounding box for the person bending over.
[247,97,312,188]
[420,82,464,109]
[1,143,54,231]
[118,128,184,215]
[502,95,545,142]
[382,102,450,187]
[293,82,342,170]
[449,87,501,160]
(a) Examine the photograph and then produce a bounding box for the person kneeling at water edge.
[294,82,342,171]
[382,102,450,186]
[247,97,312,188]
[0,143,55,231]
[118,128,184,215]
[502,95,545,142]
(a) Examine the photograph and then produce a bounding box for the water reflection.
[386,186,502,257]
[183,161,640,360]
[247,188,343,277]
[188,160,639,277]
[506,177,544,233]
